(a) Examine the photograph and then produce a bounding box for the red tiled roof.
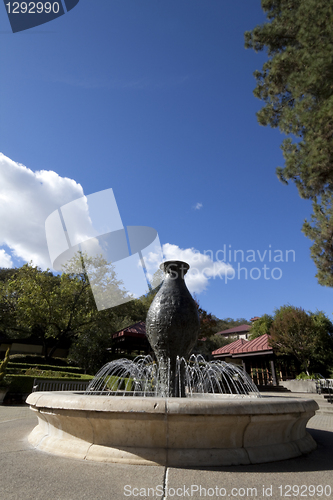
[212,334,272,357]
[216,324,251,335]
[212,338,247,356]
[112,321,146,339]
[239,334,271,353]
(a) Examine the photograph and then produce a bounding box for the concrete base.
[0,388,8,404]
[26,392,318,467]
[280,380,317,393]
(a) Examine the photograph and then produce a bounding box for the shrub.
[296,372,320,380]
[8,362,83,373]
[23,368,82,378]
[9,354,74,366]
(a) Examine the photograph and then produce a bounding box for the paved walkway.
[0,395,333,500]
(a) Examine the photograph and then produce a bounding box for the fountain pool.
[26,391,317,466]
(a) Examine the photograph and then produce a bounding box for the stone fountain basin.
[26,392,318,467]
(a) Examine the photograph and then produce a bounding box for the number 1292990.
[5,2,60,14]
[278,484,332,497]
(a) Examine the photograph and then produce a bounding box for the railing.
[32,378,91,392]
[315,376,333,403]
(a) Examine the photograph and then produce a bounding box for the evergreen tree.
[245,0,333,285]
[302,193,333,286]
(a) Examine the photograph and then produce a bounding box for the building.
[215,324,252,341]
[111,321,150,355]
[212,334,278,386]
[215,317,261,342]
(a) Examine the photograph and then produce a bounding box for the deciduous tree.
[269,305,333,374]
[249,314,274,340]
[0,252,130,360]
[0,262,97,360]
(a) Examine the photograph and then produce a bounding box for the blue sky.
[1,0,332,323]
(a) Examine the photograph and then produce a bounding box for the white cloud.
[0,249,13,268]
[152,243,234,294]
[0,153,84,269]
[193,202,203,210]
[0,153,232,299]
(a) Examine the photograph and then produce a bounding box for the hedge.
[8,362,83,373]
[9,355,73,366]
[7,368,83,378]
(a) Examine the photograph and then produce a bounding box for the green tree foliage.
[0,261,98,360]
[245,0,333,285]
[308,309,333,368]
[68,296,156,373]
[0,251,132,360]
[194,298,218,339]
[192,311,250,359]
[66,260,162,371]
[68,323,118,374]
[0,254,164,369]
[193,304,250,340]
[0,268,16,282]
[194,335,231,360]
[302,193,333,286]
[73,252,131,311]
[269,305,333,375]
[0,268,19,336]
[249,314,274,340]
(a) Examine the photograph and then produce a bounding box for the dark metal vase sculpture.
[146,260,200,397]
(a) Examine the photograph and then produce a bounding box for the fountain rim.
[26,392,318,466]
[26,391,318,415]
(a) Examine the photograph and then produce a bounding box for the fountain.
[26,261,318,466]
[84,354,260,397]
